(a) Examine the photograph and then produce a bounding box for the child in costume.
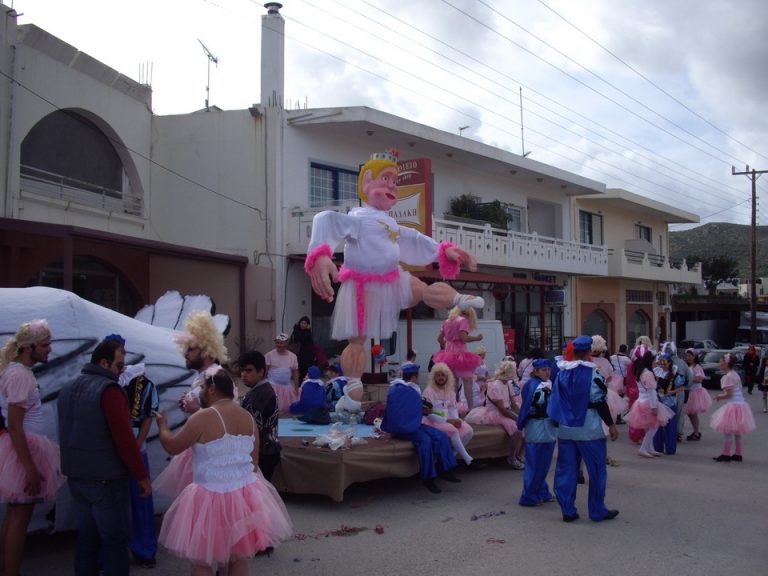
[465,360,524,469]
[710,353,756,462]
[433,307,483,402]
[156,367,292,573]
[517,359,556,507]
[289,366,326,415]
[324,363,347,408]
[471,346,489,410]
[422,363,485,470]
[683,348,711,440]
[304,148,483,393]
[652,354,684,455]
[625,350,674,458]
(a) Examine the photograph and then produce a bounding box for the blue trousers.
[653,415,677,455]
[398,425,457,480]
[128,452,157,560]
[68,476,131,576]
[554,438,611,520]
[519,441,555,506]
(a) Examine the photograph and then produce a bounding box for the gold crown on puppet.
[369,148,400,163]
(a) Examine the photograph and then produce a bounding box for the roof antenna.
[198,39,219,111]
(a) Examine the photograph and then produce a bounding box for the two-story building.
[573,188,700,350]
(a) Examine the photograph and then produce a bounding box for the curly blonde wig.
[591,334,607,354]
[0,319,51,371]
[493,359,518,381]
[175,311,228,363]
[427,362,455,393]
[446,306,477,331]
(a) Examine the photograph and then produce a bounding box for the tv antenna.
[198,39,219,110]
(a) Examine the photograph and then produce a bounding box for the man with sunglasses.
[58,337,150,576]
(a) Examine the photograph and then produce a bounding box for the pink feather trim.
[338,266,400,335]
[304,244,333,274]
[438,241,460,280]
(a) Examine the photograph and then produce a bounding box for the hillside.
[669,222,768,279]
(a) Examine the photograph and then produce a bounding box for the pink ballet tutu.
[709,402,756,435]
[0,432,65,503]
[465,407,519,436]
[154,448,193,498]
[608,375,625,396]
[159,474,293,565]
[684,388,712,415]
[433,350,482,379]
[272,384,299,415]
[606,389,628,421]
[625,400,674,430]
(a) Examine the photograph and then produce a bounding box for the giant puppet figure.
[304,149,484,396]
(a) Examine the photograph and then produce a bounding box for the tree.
[448,195,511,229]
[686,254,740,295]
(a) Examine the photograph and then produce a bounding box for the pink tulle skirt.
[709,402,756,435]
[0,432,66,503]
[625,400,674,430]
[606,389,627,420]
[608,375,625,396]
[433,350,482,379]
[154,448,193,498]
[159,473,293,565]
[684,388,713,415]
[465,408,519,436]
[272,384,299,415]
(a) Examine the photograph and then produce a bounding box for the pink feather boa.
[438,241,461,280]
[304,243,333,274]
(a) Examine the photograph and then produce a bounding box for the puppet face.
[363,166,399,211]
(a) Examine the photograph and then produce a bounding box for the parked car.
[699,349,744,389]
[679,339,719,352]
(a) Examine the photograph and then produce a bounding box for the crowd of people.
[0,311,765,574]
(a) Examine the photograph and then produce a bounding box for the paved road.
[23,392,768,575]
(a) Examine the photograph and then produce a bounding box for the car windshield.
[701,351,725,363]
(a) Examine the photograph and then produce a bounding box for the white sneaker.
[455,294,485,310]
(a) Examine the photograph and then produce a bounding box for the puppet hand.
[308,255,338,302]
[444,246,478,272]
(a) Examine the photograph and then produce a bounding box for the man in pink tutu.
[58,338,151,576]
[0,319,64,576]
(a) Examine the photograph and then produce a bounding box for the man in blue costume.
[381,363,460,494]
[517,358,557,507]
[548,335,619,522]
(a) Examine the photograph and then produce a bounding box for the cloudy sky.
[12,0,768,229]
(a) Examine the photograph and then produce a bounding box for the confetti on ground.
[470,510,507,521]
[374,525,385,534]
[294,525,370,540]
[485,538,506,545]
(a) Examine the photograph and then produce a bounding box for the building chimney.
[261,3,284,108]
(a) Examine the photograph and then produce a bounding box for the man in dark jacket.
[58,339,150,576]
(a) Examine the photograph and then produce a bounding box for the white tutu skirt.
[709,402,756,435]
[625,399,674,430]
[331,270,412,340]
[607,375,625,395]
[684,387,712,415]
[159,471,293,565]
[0,432,66,503]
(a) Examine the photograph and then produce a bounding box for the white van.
[383,318,506,386]
[734,311,768,348]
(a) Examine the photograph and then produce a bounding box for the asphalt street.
[22,391,768,576]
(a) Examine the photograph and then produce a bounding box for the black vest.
[58,363,129,480]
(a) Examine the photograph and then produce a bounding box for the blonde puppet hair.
[0,319,51,372]
[446,306,478,331]
[175,311,228,364]
[357,149,399,203]
[427,362,456,394]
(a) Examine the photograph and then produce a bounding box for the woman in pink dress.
[625,350,674,458]
[433,307,483,400]
[710,353,756,462]
[422,363,485,470]
[683,348,711,441]
[465,360,524,469]
[0,320,65,576]
[265,333,299,415]
[591,335,627,425]
[156,367,292,575]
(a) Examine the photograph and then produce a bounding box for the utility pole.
[732,165,767,343]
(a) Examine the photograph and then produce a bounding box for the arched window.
[26,256,141,316]
[583,309,611,343]
[20,110,141,215]
[627,310,650,348]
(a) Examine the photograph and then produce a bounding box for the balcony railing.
[20,164,143,216]
[284,205,608,276]
[607,249,701,284]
